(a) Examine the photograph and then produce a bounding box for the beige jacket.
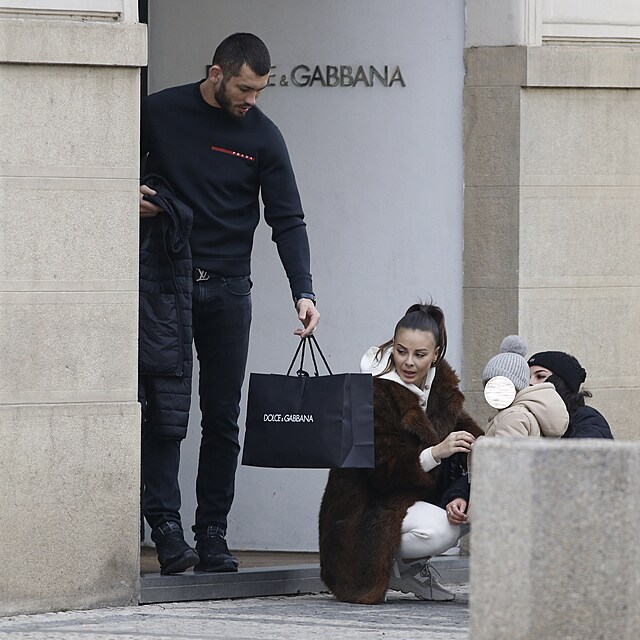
[484,382,569,438]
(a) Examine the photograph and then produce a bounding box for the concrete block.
[464,86,521,187]
[461,286,519,391]
[526,46,640,89]
[464,46,527,87]
[520,288,640,389]
[0,402,141,616]
[0,19,147,67]
[464,45,640,90]
[470,438,640,640]
[0,64,140,179]
[520,186,640,289]
[0,14,144,619]
[464,186,520,289]
[0,177,139,291]
[521,88,640,185]
[0,292,139,404]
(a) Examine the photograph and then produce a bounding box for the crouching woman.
[318,302,483,604]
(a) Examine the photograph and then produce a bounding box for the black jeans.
[192,275,252,538]
[141,275,252,536]
[141,411,182,531]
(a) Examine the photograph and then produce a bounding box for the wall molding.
[0,0,137,22]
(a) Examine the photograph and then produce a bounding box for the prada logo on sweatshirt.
[211,145,255,162]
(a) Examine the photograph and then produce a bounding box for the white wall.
[465,0,534,47]
[542,0,640,42]
[147,0,466,551]
[465,0,640,47]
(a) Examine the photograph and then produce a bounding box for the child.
[482,336,569,438]
[443,336,569,526]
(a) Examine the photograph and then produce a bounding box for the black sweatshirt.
[141,81,313,297]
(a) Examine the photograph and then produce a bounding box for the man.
[139,33,320,575]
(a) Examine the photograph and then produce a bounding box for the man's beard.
[214,79,245,119]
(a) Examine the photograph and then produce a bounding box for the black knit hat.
[527,351,586,393]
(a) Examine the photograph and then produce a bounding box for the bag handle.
[286,335,333,377]
[286,338,310,376]
[308,334,333,375]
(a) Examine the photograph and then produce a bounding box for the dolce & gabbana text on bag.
[242,335,374,469]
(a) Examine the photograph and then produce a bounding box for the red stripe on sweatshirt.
[211,146,255,162]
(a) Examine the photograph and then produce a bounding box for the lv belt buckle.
[195,268,210,282]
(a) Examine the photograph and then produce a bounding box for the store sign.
[206,63,406,88]
[270,64,406,88]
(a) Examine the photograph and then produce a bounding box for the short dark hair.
[212,32,271,78]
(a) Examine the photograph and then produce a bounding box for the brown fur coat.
[318,360,482,604]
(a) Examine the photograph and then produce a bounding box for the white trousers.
[398,501,467,560]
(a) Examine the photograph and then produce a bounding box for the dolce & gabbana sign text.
[269,63,406,88]
[207,63,406,88]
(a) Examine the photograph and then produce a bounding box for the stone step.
[139,555,469,604]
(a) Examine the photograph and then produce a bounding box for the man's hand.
[294,299,320,337]
[140,184,163,218]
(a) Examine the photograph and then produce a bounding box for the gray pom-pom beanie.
[482,335,530,392]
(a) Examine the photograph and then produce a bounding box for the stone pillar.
[470,438,640,639]
[0,11,146,615]
[462,44,640,437]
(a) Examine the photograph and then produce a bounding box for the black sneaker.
[151,521,199,575]
[194,525,239,573]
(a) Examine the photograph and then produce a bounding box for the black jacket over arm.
[138,174,193,440]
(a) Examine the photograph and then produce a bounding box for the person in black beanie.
[528,351,614,439]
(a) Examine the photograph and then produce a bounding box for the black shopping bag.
[242,336,374,468]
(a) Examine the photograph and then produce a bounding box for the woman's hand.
[431,430,475,462]
[446,498,468,526]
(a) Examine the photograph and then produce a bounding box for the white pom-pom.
[500,335,527,357]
